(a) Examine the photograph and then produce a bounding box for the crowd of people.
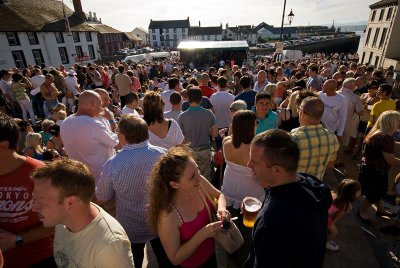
[1,51,400,268]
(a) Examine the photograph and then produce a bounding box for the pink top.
[171,199,214,267]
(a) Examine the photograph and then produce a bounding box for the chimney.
[93,12,97,21]
[88,11,92,21]
[199,20,201,27]
[72,0,86,20]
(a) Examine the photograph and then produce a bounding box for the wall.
[0,31,100,70]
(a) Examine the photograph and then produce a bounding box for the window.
[26,32,39,45]
[207,35,210,40]
[367,52,373,65]
[174,34,177,40]
[72,32,80,42]
[372,28,380,47]
[182,34,186,39]
[173,28,177,33]
[58,47,69,64]
[374,56,380,67]
[182,28,186,33]
[154,41,158,47]
[85,32,92,42]
[32,49,44,65]
[75,46,83,57]
[365,28,372,46]
[55,32,64,43]
[153,35,156,40]
[361,52,366,64]
[387,8,393,20]
[165,28,169,33]
[6,32,20,46]
[379,28,388,49]
[88,45,95,59]
[152,29,155,33]
[378,9,384,21]
[371,10,376,21]
[11,51,26,69]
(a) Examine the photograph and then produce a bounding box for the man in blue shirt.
[252,92,278,134]
[234,75,257,110]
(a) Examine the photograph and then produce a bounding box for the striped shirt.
[96,141,166,243]
[290,124,339,180]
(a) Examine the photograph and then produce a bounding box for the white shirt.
[30,75,45,95]
[148,119,184,149]
[210,90,234,128]
[160,89,175,112]
[61,115,118,183]
[65,76,80,96]
[319,92,348,136]
[121,106,140,117]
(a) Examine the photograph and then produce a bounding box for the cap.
[68,70,77,76]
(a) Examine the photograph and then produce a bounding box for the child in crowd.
[326,179,361,251]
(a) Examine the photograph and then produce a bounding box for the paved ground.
[142,151,400,268]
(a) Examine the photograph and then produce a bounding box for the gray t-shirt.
[178,106,216,148]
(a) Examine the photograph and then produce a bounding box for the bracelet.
[108,119,115,124]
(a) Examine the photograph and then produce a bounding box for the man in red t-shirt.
[0,115,54,267]
[199,73,215,99]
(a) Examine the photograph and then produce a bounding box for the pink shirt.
[171,199,214,267]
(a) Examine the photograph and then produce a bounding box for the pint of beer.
[243,197,262,228]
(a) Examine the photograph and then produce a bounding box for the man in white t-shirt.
[121,92,140,117]
[210,76,234,129]
[32,159,134,268]
[65,70,81,97]
[161,77,180,112]
[319,79,347,137]
[60,91,119,183]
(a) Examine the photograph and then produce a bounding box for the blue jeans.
[44,99,59,112]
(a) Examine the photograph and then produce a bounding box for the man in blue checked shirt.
[96,115,169,268]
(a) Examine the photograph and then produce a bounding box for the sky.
[65,0,377,32]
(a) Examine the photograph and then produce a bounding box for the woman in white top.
[221,110,265,266]
[143,91,184,149]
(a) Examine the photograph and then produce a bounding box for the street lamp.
[280,0,295,41]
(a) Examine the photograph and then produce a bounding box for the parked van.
[274,50,303,62]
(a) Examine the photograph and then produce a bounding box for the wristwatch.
[15,235,23,247]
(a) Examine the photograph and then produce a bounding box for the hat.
[68,70,77,76]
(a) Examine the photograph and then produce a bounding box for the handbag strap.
[199,183,218,211]
[199,188,213,223]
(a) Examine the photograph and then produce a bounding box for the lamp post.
[280,0,295,41]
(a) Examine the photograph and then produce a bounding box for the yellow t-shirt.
[367,99,396,128]
[53,203,134,268]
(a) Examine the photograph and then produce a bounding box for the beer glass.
[243,197,262,228]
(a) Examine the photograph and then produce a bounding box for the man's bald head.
[94,88,110,108]
[77,91,102,117]
[323,79,338,94]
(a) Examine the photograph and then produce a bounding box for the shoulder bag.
[199,183,244,254]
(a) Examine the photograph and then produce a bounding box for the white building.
[222,24,258,46]
[188,24,223,41]
[0,0,100,70]
[148,18,190,48]
[359,0,400,69]
[131,27,148,46]
[255,22,298,40]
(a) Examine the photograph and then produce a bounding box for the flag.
[62,0,72,36]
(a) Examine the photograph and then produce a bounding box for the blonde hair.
[57,110,67,121]
[25,132,43,153]
[264,83,277,96]
[366,110,400,142]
